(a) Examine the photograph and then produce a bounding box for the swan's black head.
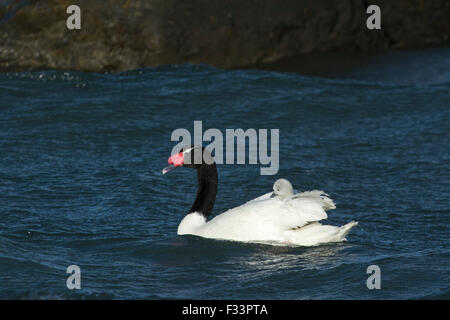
[162,145,218,218]
[162,145,215,174]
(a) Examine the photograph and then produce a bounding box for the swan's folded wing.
[276,198,329,230]
[238,196,329,231]
[292,190,336,210]
[203,196,329,240]
[245,191,273,204]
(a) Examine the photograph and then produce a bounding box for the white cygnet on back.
[273,178,294,200]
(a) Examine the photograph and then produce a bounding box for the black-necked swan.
[162,145,358,246]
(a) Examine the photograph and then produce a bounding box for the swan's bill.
[162,164,177,175]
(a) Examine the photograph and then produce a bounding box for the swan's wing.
[205,195,329,239]
[281,197,328,228]
[292,190,336,210]
[244,190,334,230]
[242,189,335,210]
[245,191,273,204]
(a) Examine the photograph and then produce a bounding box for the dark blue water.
[1,48,449,299]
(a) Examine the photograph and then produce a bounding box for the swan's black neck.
[188,163,218,219]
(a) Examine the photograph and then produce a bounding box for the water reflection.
[154,235,353,277]
[240,242,352,272]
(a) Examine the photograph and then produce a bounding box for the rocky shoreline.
[0,0,448,73]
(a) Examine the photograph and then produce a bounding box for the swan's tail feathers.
[293,190,336,211]
[338,221,358,239]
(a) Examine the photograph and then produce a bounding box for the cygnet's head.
[273,178,294,200]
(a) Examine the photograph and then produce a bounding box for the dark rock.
[0,0,448,72]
